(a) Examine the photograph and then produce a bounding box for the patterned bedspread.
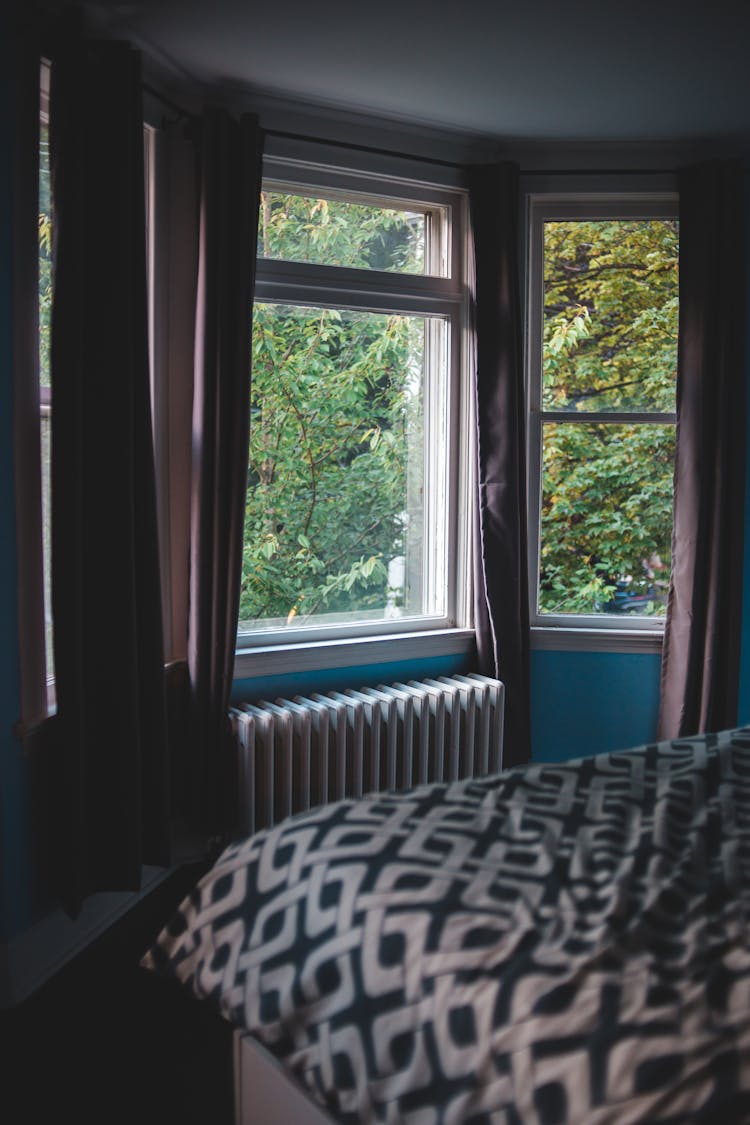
[142,728,750,1123]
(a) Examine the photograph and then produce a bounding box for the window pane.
[240,304,447,632]
[543,219,678,412]
[39,112,54,684]
[259,191,427,274]
[540,422,674,616]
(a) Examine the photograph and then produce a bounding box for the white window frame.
[525,187,679,654]
[234,143,475,679]
[38,61,55,713]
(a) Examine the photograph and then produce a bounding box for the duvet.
[142,727,750,1123]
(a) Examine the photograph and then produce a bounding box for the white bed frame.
[234,1030,335,1124]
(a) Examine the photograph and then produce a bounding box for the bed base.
[234,1030,334,1124]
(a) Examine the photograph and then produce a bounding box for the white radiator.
[230,673,504,836]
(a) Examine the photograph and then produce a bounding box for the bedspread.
[142,728,750,1123]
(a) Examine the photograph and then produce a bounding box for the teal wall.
[530,649,662,763]
[231,652,470,706]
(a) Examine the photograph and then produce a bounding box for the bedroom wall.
[530,650,662,762]
[231,652,470,707]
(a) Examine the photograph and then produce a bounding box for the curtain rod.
[263,127,464,170]
[142,81,195,123]
[141,85,463,167]
[267,130,682,176]
[141,85,681,176]
[522,167,678,176]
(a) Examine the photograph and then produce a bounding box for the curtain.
[148,121,199,834]
[658,160,747,739]
[10,33,48,732]
[186,109,263,846]
[49,38,169,915]
[468,163,531,768]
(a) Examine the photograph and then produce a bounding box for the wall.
[530,650,662,763]
[231,652,469,707]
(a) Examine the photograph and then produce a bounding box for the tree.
[242,202,679,628]
[240,193,426,626]
[39,121,52,386]
[539,219,679,615]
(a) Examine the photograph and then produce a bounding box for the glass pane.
[40,410,53,670]
[240,304,447,632]
[258,191,426,274]
[39,113,54,684]
[539,422,674,616]
[543,219,678,412]
[39,120,51,387]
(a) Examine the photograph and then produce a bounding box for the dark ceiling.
[41,0,750,142]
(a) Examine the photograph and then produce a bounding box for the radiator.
[230,673,504,836]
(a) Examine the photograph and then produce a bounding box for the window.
[38,62,54,700]
[238,154,472,661]
[527,194,679,646]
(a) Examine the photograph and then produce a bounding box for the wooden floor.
[2,864,234,1125]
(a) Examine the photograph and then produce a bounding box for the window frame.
[38,61,55,712]
[525,187,679,654]
[234,146,475,678]
[13,57,53,737]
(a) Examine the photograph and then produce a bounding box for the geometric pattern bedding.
[142,728,750,1123]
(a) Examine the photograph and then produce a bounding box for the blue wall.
[231,652,469,706]
[530,649,662,763]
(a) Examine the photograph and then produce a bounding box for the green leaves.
[542,219,678,413]
[540,422,676,615]
[258,191,425,275]
[241,302,424,626]
[546,304,591,356]
[539,217,679,616]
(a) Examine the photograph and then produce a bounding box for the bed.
[141,726,750,1123]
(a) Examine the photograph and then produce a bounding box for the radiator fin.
[231,673,504,837]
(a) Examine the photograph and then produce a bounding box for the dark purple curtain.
[658,160,746,739]
[186,109,263,845]
[10,31,48,732]
[49,38,169,915]
[468,163,531,767]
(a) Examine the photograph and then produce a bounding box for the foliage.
[241,198,679,628]
[39,123,52,385]
[540,219,679,615]
[258,191,425,274]
[240,193,427,627]
[38,120,54,674]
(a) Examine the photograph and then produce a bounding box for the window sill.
[233,627,476,680]
[531,625,663,654]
